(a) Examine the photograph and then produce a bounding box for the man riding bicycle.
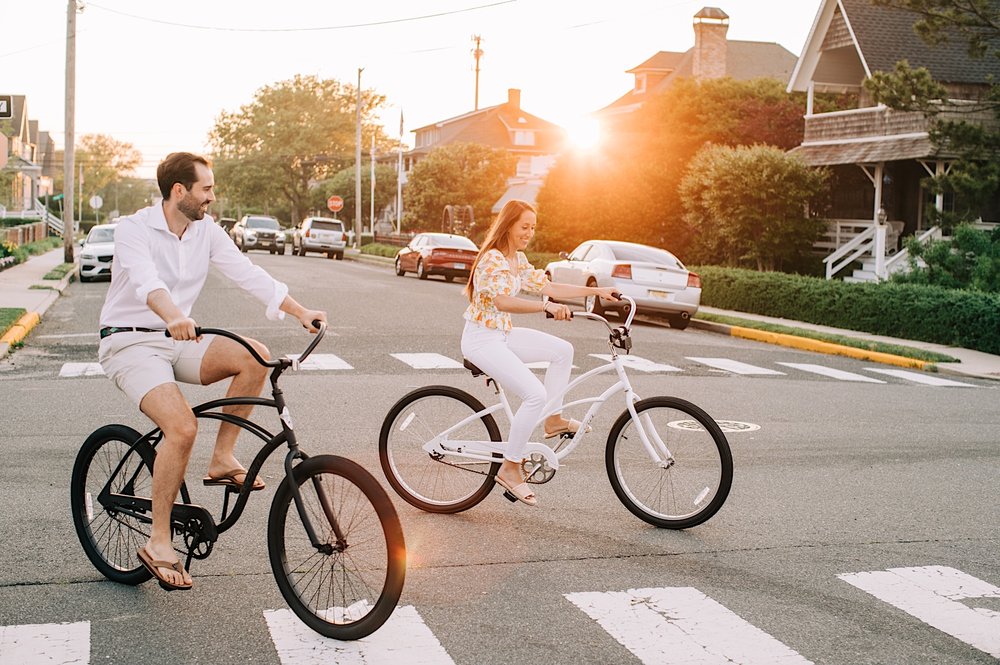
[97,152,326,591]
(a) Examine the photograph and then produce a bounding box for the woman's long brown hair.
[463,199,537,302]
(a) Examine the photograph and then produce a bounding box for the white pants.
[461,321,574,462]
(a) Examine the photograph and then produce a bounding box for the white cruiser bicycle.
[378,296,733,529]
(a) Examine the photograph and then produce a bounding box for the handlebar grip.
[611,291,622,300]
[164,327,202,338]
[311,319,322,329]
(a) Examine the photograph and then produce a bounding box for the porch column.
[934,160,946,217]
[872,163,887,280]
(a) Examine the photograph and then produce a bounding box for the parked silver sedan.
[543,240,701,329]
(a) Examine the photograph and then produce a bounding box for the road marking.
[58,362,105,377]
[264,605,455,664]
[0,621,90,665]
[840,566,1000,657]
[863,368,976,387]
[566,587,812,664]
[391,353,464,369]
[776,362,885,383]
[589,354,682,373]
[685,357,786,375]
[286,353,353,370]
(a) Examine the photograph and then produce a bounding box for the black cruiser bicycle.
[70,322,406,640]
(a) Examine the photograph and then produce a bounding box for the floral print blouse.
[464,249,548,332]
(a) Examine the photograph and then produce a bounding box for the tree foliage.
[893,223,1000,291]
[402,142,514,236]
[535,77,820,257]
[679,144,828,271]
[208,75,390,225]
[316,164,399,226]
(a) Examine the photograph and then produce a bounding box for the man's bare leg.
[139,382,197,587]
[199,336,270,483]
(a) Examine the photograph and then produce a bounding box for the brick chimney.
[692,7,729,80]
[506,88,521,111]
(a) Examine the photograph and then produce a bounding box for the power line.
[86,1,516,33]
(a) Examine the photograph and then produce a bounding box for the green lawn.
[0,308,27,338]
[695,312,958,363]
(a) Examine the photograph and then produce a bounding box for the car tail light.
[305,229,311,238]
[687,272,701,288]
[611,264,632,279]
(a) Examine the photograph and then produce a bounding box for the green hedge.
[694,266,1000,355]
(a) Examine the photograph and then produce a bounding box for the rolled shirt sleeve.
[517,252,548,295]
[208,222,288,320]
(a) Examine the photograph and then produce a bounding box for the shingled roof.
[843,0,1000,84]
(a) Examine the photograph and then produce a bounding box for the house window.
[514,130,535,146]
[634,74,646,94]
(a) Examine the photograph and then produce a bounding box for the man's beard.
[177,193,206,221]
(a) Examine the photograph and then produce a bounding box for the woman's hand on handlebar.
[297,309,327,333]
[544,301,573,321]
[166,316,200,341]
[595,287,621,302]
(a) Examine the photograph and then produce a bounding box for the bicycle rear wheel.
[606,397,733,529]
[379,386,501,513]
[70,424,154,584]
[268,455,406,640]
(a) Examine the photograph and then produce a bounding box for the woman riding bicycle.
[461,199,618,507]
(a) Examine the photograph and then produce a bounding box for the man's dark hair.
[156,152,212,200]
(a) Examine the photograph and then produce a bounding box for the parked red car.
[394,233,479,282]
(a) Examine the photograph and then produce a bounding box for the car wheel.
[240,240,247,253]
[667,312,691,330]
[444,275,454,283]
[78,271,90,283]
[417,260,428,280]
[395,257,405,276]
[327,251,335,260]
[335,252,343,260]
[584,280,604,316]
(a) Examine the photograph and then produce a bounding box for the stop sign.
[327,195,344,212]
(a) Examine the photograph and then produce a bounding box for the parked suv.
[292,216,346,259]
[232,215,286,254]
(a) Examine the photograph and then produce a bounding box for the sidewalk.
[0,248,75,356]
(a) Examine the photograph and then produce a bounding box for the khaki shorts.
[98,331,218,406]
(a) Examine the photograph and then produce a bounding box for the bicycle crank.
[522,452,556,484]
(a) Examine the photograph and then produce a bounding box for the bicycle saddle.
[463,359,487,377]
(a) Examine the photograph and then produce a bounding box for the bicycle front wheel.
[606,397,733,529]
[268,455,406,640]
[379,386,502,513]
[70,424,154,584]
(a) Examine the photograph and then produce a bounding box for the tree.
[893,223,1000,291]
[535,77,820,256]
[679,144,828,271]
[208,75,390,225]
[316,163,399,226]
[868,1,1000,227]
[72,134,141,220]
[402,142,514,236]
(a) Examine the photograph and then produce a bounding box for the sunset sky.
[5,1,823,176]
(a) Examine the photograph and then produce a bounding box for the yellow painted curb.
[0,311,41,345]
[731,326,928,370]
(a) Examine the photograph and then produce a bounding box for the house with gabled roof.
[598,7,797,120]
[787,0,1000,281]
[408,88,567,215]
[1,94,43,213]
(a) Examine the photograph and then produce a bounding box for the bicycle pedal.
[502,490,517,503]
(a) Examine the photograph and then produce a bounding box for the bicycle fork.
[283,447,345,555]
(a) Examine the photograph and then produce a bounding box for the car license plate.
[453,263,466,269]
[649,289,670,300]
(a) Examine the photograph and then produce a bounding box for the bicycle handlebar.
[165,320,327,368]
[545,293,637,332]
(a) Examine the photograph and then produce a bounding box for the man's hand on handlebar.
[166,316,200,342]
[297,309,327,334]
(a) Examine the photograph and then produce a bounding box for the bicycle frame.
[423,297,677,473]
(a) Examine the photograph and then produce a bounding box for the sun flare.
[564,116,602,150]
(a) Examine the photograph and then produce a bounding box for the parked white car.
[78,223,117,282]
[543,239,701,329]
[291,217,347,259]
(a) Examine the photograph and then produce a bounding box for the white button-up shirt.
[99,204,288,328]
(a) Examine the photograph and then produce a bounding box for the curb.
[344,251,395,268]
[690,318,929,370]
[0,264,76,358]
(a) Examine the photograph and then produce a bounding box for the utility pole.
[354,67,363,249]
[472,35,484,111]
[369,134,375,234]
[63,0,82,263]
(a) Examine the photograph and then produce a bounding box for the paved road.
[1,254,998,664]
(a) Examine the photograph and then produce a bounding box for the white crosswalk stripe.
[686,357,786,375]
[0,621,90,665]
[776,362,885,383]
[840,566,1000,658]
[390,353,464,369]
[566,587,812,664]
[264,605,455,664]
[863,368,976,387]
[58,362,105,377]
[589,354,681,373]
[286,353,353,370]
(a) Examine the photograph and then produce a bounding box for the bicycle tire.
[606,396,733,529]
[70,424,155,584]
[379,385,502,513]
[268,455,406,640]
